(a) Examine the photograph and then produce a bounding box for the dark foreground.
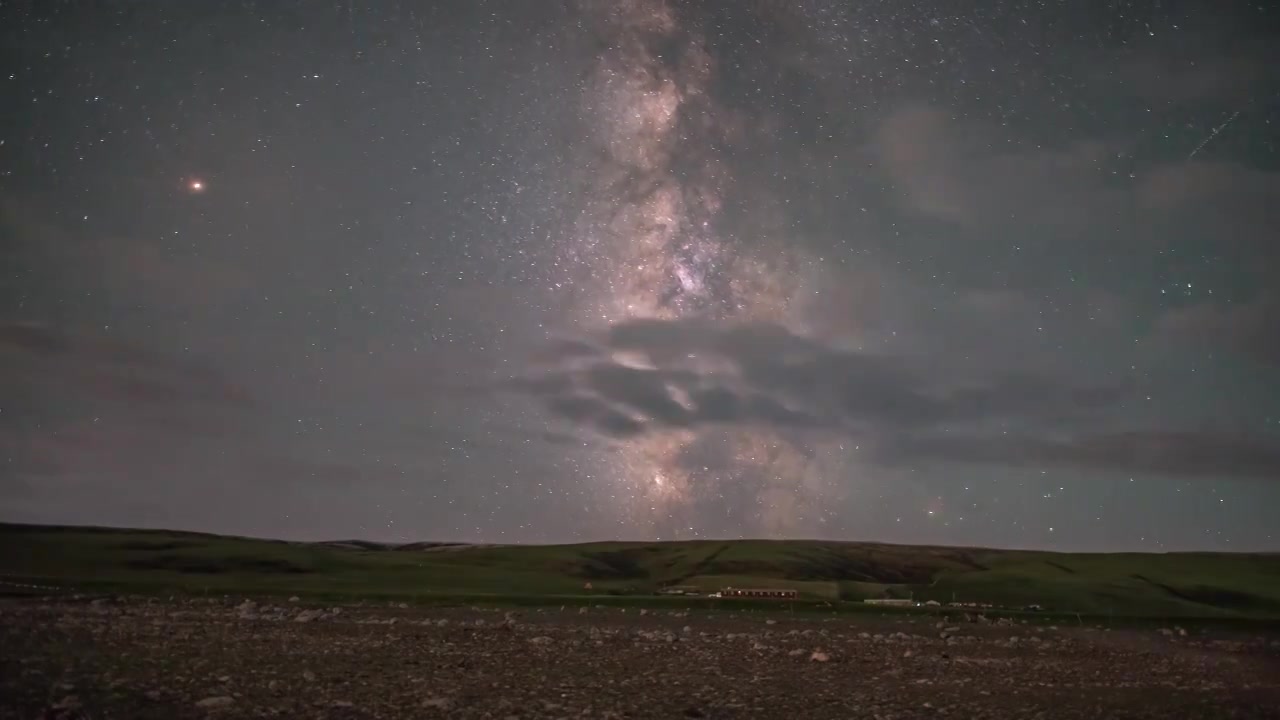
[2,597,1279,719]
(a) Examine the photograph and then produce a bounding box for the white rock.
[195,696,235,709]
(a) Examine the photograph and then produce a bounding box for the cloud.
[1156,292,1280,367]
[875,106,1127,235]
[0,323,256,488]
[511,317,1280,479]
[0,322,253,415]
[513,316,1131,436]
[872,106,1280,286]
[886,431,1280,480]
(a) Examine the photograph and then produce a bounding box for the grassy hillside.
[2,523,1278,619]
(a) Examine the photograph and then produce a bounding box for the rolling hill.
[2,522,1278,620]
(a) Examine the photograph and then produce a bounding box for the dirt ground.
[2,596,1278,719]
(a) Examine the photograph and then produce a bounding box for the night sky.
[3,0,1278,551]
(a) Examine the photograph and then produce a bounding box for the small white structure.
[864,598,916,607]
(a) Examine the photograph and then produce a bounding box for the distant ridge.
[2,522,1279,620]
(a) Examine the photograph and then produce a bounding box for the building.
[720,587,798,600]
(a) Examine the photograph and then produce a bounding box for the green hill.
[2,523,1278,620]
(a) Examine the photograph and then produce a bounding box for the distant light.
[188,179,205,193]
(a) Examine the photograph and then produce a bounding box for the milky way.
[533,0,838,538]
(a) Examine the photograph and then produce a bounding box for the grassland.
[2,522,1279,621]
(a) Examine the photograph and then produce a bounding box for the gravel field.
[2,596,1278,719]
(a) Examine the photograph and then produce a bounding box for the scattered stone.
[8,595,1276,718]
[422,697,454,710]
[288,596,300,602]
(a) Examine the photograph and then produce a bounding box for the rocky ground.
[2,595,1279,719]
